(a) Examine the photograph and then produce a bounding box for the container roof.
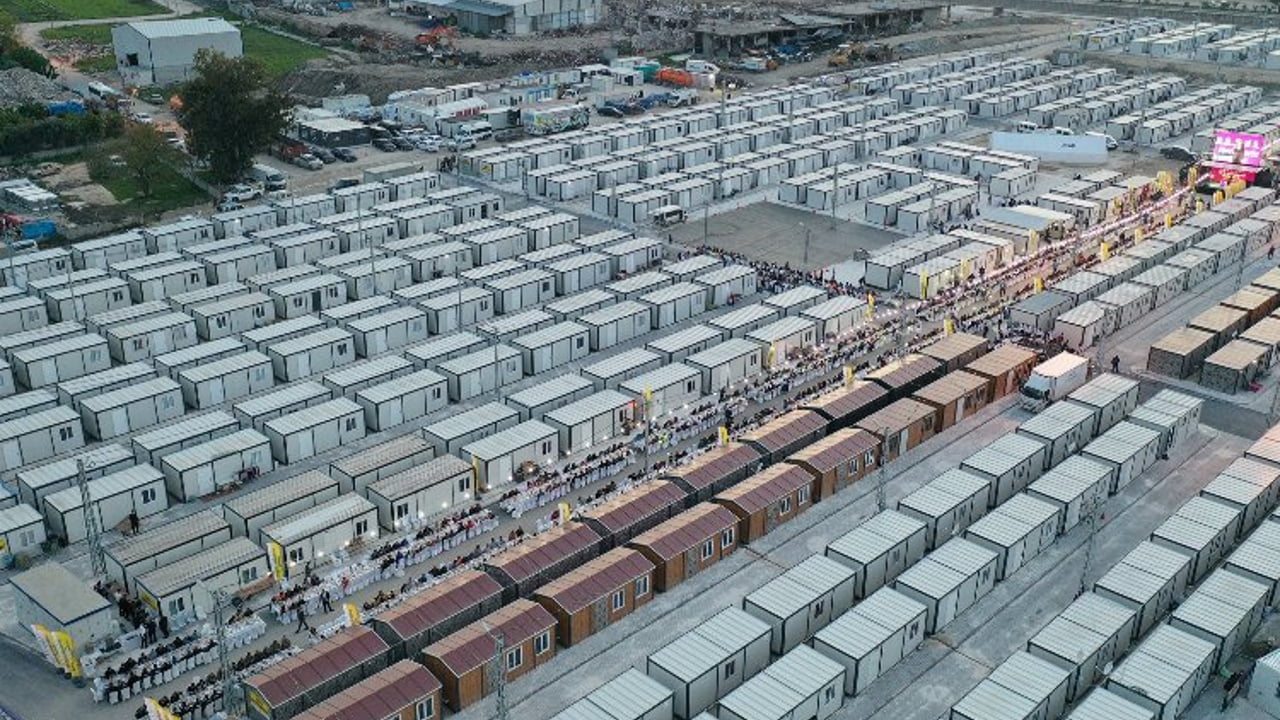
[664,442,762,492]
[738,410,826,454]
[629,503,737,561]
[374,570,503,641]
[245,626,390,707]
[136,537,263,598]
[293,660,440,720]
[125,18,239,38]
[424,599,555,676]
[485,522,600,584]
[11,561,112,625]
[579,479,686,535]
[803,380,888,423]
[786,428,879,475]
[717,464,813,515]
[535,547,655,614]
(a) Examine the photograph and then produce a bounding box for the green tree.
[176,49,290,185]
[120,124,177,198]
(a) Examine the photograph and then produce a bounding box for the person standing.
[1111,355,1121,374]
[321,588,333,613]
[128,509,140,535]
[295,605,310,635]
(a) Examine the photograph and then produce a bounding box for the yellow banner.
[558,501,572,522]
[1028,230,1039,254]
[30,624,58,669]
[246,689,272,718]
[767,342,776,366]
[269,541,287,581]
[643,386,652,404]
[344,602,362,627]
[843,365,853,387]
[1099,242,1110,261]
[54,631,81,678]
[1134,227,1144,243]
[1188,167,1198,186]
[1165,213,1173,229]
[919,269,929,298]
[943,318,954,335]
[866,293,875,313]
[1033,276,1043,293]
[718,426,730,446]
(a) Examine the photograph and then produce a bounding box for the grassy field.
[8,0,165,22]
[240,25,329,78]
[90,150,208,220]
[39,25,114,44]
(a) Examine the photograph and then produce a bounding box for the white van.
[1015,121,1039,134]
[460,121,494,141]
[247,163,288,192]
[1052,126,1075,136]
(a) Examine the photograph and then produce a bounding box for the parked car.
[392,136,416,151]
[494,128,522,142]
[372,138,398,152]
[331,177,360,191]
[309,146,336,164]
[597,105,624,118]
[442,136,476,151]
[215,199,243,212]
[130,112,154,125]
[294,153,323,170]
[414,137,440,152]
[1160,145,1197,163]
[333,147,357,162]
[223,183,262,202]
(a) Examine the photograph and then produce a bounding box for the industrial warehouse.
[10,7,1280,720]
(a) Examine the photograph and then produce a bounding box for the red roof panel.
[294,661,441,720]
[787,428,879,474]
[534,548,655,614]
[738,409,826,453]
[715,464,813,515]
[425,599,555,676]
[377,570,503,641]
[665,442,762,492]
[580,480,687,535]
[485,522,600,584]
[246,626,390,707]
[629,503,737,561]
[802,380,888,423]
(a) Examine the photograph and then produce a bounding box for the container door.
[296,431,314,460]
[209,379,225,406]
[195,466,215,497]
[295,353,311,379]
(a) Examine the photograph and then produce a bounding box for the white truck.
[247,163,288,192]
[1019,351,1089,411]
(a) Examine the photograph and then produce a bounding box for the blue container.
[22,220,57,239]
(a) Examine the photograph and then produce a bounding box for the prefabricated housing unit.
[365,454,473,531]
[644,607,772,719]
[0,406,84,474]
[263,397,366,464]
[11,334,111,389]
[160,429,274,502]
[421,402,519,456]
[437,344,524,402]
[232,381,331,432]
[220,470,340,541]
[42,465,167,544]
[104,312,198,364]
[267,328,355,382]
[259,494,379,576]
[460,420,559,491]
[355,368,449,431]
[78,376,184,440]
[329,434,435,496]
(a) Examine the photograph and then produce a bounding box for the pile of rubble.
[0,68,73,109]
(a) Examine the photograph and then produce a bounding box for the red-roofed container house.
[242,626,391,720]
[785,427,880,499]
[422,599,556,711]
[291,660,442,720]
[627,502,738,591]
[482,521,601,602]
[369,569,504,662]
[713,464,815,543]
[801,380,889,429]
[577,479,688,551]
[736,409,827,464]
[662,442,764,505]
[532,547,656,646]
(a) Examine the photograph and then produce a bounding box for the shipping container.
[178,351,274,410]
[129,410,240,467]
[461,420,559,491]
[264,397,365,464]
[422,402,519,456]
[105,312,198,364]
[221,469,340,541]
[232,381,332,432]
[12,334,111,389]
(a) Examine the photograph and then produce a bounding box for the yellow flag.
[30,624,57,668]
[718,426,730,445]
[919,269,929,299]
[1213,190,1224,205]
[643,386,652,404]
[1134,227,1144,243]
[471,455,479,486]
[768,342,776,366]
[1165,213,1173,229]
[558,501,572,522]
[843,365,853,387]
[1028,230,1039,254]
[1099,242,1110,261]
[944,318,954,335]
[867,293,875,313]
[1188,167,1198,186]
[269,541,287,581]
[1033,276,1044,293]
[55,631,81,678]
[345,602,362,626]
[1196,199,1205,213]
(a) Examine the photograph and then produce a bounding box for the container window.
[241,566,258,584]
[141,488,156,504]
[345,418,357,432]
[19,529,36,547]
[415,699,434,720]
[541,441,551,454]
[355,519,369,536]
[701,539,714,560]
[721,528,734,548]
[779,496,792,515]
[611,589,625,611]
[506,647,524,670]
[798,486,811,505]
[723,659,736,679]
[58,426,75,441]
[288,547,304,562]
[634,575,649,597]
[396,503,409,519]
[533,631,550,655]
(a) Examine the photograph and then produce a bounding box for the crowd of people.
[498,442,634,518]
[269,507,499,626]
[142,638,300,720]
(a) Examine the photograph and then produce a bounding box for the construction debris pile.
[0,68,74,109]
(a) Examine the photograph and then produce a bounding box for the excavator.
[828,42,896,67]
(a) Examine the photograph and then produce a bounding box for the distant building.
[407,0,601,36]
[111,18,243,87]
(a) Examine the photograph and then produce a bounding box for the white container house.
[743,555,857,655]
[748,317,819,369]
[420,287,496,334]
[355,368,448,431]
[645,607,771,719]
[638,283,708,329]
[485,269,556,314]
[478,309,554,344]
[267,328,355,382]
[269,274,347,319]
[12,334,111,389]
[270,231,341,268]
[126,261,207,303]
[582,348,663,391]
[716,645,844,720]
[580,301,653,351]
[686,339,765,392]
[134,538,268,627]
[72,231,147,270]
[260,494,379,577]
[695,265,758,307]
[460,420,559,491]
[0,297,48,337]
[421,402,519,456]
[232,381,332,433]
[506,375,595,422]
[329,435,434,495]
[403,331,488,370]
[161,429,274,502]
[179,352,274,410]
[211,204,276,239]
[203,245,278,286]
[142,219,215,254]
[1016,401,1097,468]
[826,509,929,599]
[1025,455,1110,533]
[511,322,592,375]
[608,271,674,301]
[273,193,337,225]
[543,390,636,453]
[241,315,325,353]
[263,397,366,465]
[55,363,153,410]
[42,465,166,544]
[129,411,240,467]
[220,470,340,541]
[192,292,274,341]
[245,264,322,294]
[322,356,413,399]
[44,278,131,323]
[105,312,198,363]
[603,238,664,276]
[365,454,473,531]
[546,253,612,295]
[79,376,184,440]
[348,306,428,357]
[895,468,991,550]
[960,434,1049,506]
[438,344,524,402]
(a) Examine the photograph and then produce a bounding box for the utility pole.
[483,622,510,720]
[77,459,106,579]
[207,585,242,718]
[1078,494,1103,596]
[876,426,889,512]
